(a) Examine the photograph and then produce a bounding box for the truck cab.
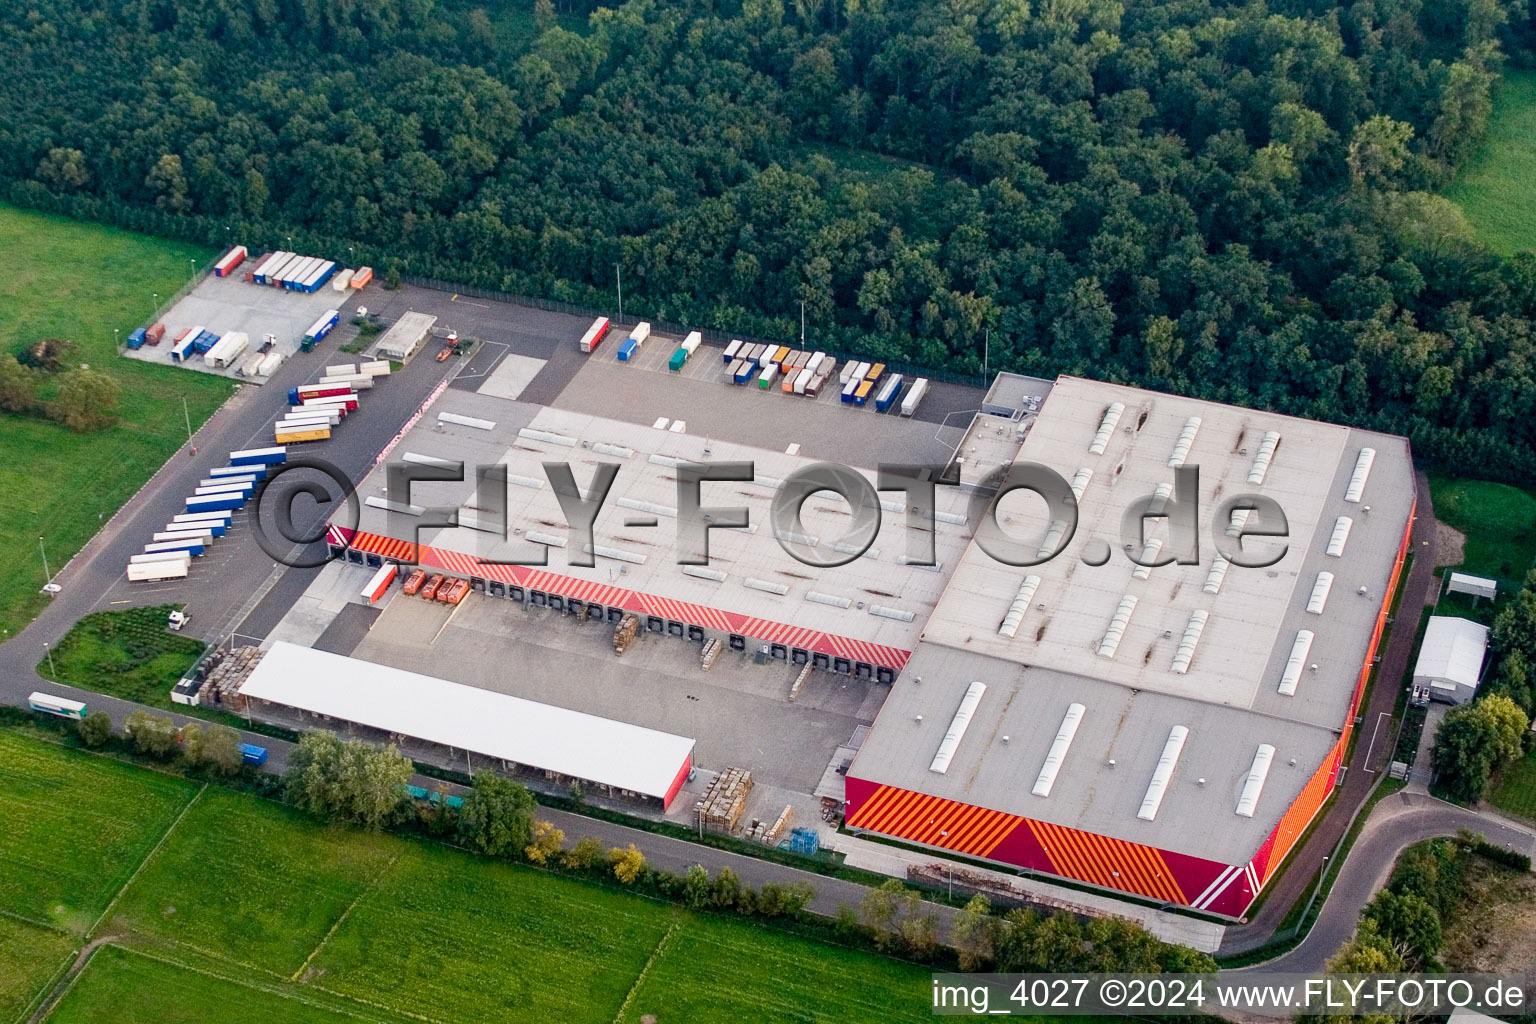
[167,609,190,631]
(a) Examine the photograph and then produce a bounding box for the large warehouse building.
[844,377,1415,917]
[315,364,1413,918]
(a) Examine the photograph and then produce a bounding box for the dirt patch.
[1441,859,1536,974]
[1435,521,1467,569]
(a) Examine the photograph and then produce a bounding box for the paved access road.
[1229,790,1536,974]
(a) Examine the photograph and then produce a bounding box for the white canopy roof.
[242,642,694,800]
[1414,616,1489,689]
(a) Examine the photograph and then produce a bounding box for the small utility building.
[374,311,436,361]
[1413,616,1489,704]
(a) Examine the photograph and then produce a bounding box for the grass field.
[0,916,75,1024]
[1489,750,1536,822]
[1428,474,1536,588]
[0,204,228,636]
[1446,70,1536,255]
[46,946,357,1024]
[0,731,943,1024]
[39,605,204,704]
[0,731,197,932]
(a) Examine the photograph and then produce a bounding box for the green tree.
[456,771,536,857]
[50,368,120,433]
[284,731,411,829]
[1432,694,1529,803]
[858,878,905,948]
[202,725,245,776]
[0,355,36,414]
[123,710,179,759]
[562,836,605,870]
[36,147,89,191]
[608,843,645,883]
[1360,889,1442,968]
[76,710,112,747]
[1347,117,1414,190]
[523,820,564,864]
[950,894,1000,970]
[682,864,711,908]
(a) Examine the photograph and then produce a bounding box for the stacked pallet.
[613,614,639,656]
[699,637,723,671]
[200,645,264,709]
[695,766,753,834]
[763,803,794,844]
[787,662,812,701]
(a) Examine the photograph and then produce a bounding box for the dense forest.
[2,0,1535,479]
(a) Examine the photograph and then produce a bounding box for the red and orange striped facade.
[847,499,1416,918]
[330,526,912,670]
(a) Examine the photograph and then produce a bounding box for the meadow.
[1446,70,1536,255]
[5,731,937,1024]
[0,204,228,636]
[1427,475,1536,590]
[1490,749,1536,823]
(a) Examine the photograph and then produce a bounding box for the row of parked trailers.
[273,360,391,442]
[718,340,929,415]
[250,251,338,293]
[125,447,289,581]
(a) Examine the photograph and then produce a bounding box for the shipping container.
[288,382,351,405]
[145,538,207,556]
[866,362,886,384]
[358,360,391,377]
[361,562,398,605]
[170,518,227,537]
[668,347,689,371]
[209,465,264,480]
[758,363,779,388]
[793,368,814,394]
[172,510,234,525]
[126,328,148,349]
[332,268,355,291]
[839,360,857,384]
[275,427,331,443]
[723,339,742,362]
[731,359,755,385]
[805,374,827,398]
[238,743,268,766]
[782,370,797,393]
[318,373,373,390]
[230,447,288,466]
[213,245,247,277]
[127,560,190,582]
[617,338,640,361]
[840,377,860,404]
[264,253,301,286]
[853,379,876,405]
[420,575,444,600]
[874,373,905,412]
[238,352,265,377]
[743,343,766,366]
[304,309,341,345]
[130,551,192,567]
[198,475,257,488]
[805,352,825,375]
[278,256,315,289]
[350,266,373,289]
[256,352,284,376]
[185,494,244,514]
[628,321,652,345]
[680,331,703,354]
[402,569,426,595]
[153,529,214,545]
[302,394,358,412]
[325,363,357,377]
[900,377,929,417]
[29,692,88,719]
[252,251,290,284]
[169,326,202,362]
[191,330,220,354]
[204,331,248,368]
[145,323,166,346]
[578,316,611,353]
[781,348,800,368]
[299,260,337,293]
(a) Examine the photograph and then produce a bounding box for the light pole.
[43,642,56,679]
[38,536,51,583]
[182,396,192,444]
[189,257,198,286]
[113,328,119,352]
[800,300,806,345]
[152,292,158,314]
[983,328,989,380]
[615,263,624,322]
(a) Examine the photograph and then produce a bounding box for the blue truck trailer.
[126,328,148,350]
[228,446,287,467]
[185,494,245,514]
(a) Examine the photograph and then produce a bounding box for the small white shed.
[1412,616,1489,704]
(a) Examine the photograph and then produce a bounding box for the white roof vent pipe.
[1132,537,1163,581]
[1032,703,1086,798]
[1097,595,1138,659]
[1089,403,1125,455]
[1203,553,1230,594]
[998,575,1042,638]
[1345,447,1376,502]
[1277,630,1315,696]
[1170,609,1209,674]
[1326,516,1353,557]
[1168,416,1202,468]
[1306,571,1334,614]
[1247,431,1282,485]
[1070,467,1094,503]
[1235,744,1277,817]
[1138,725,1188,821]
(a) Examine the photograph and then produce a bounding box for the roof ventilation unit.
[1132,537,1163,581]
[1326,516,1353,557]
[682,565,727,582]
[1138,725,1189,821]
[1344,447,1376,502]
[1203,553,1231,594]
[998,575,1043,638]
[517,427,578,447]
[1036,520,1070,560]
[868,604,916,622]
[1306,572,1334,614]
[1032,703,1086,797]
[805,590,852,609]
[1168,417,1202,467]
[1235,744,1277,817]
[1247,431,1282,485]
[929,682,987,774]
[742,577,789,595]
[1089,403,1125,455]
[1170,609,1209,674]
[1070,467,1094,502]
[1226,506,1253,537]
[591,442,634,459]
[1277,630,1315,696]
[1148,482,1174,516]
[1097,595,1139,659]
